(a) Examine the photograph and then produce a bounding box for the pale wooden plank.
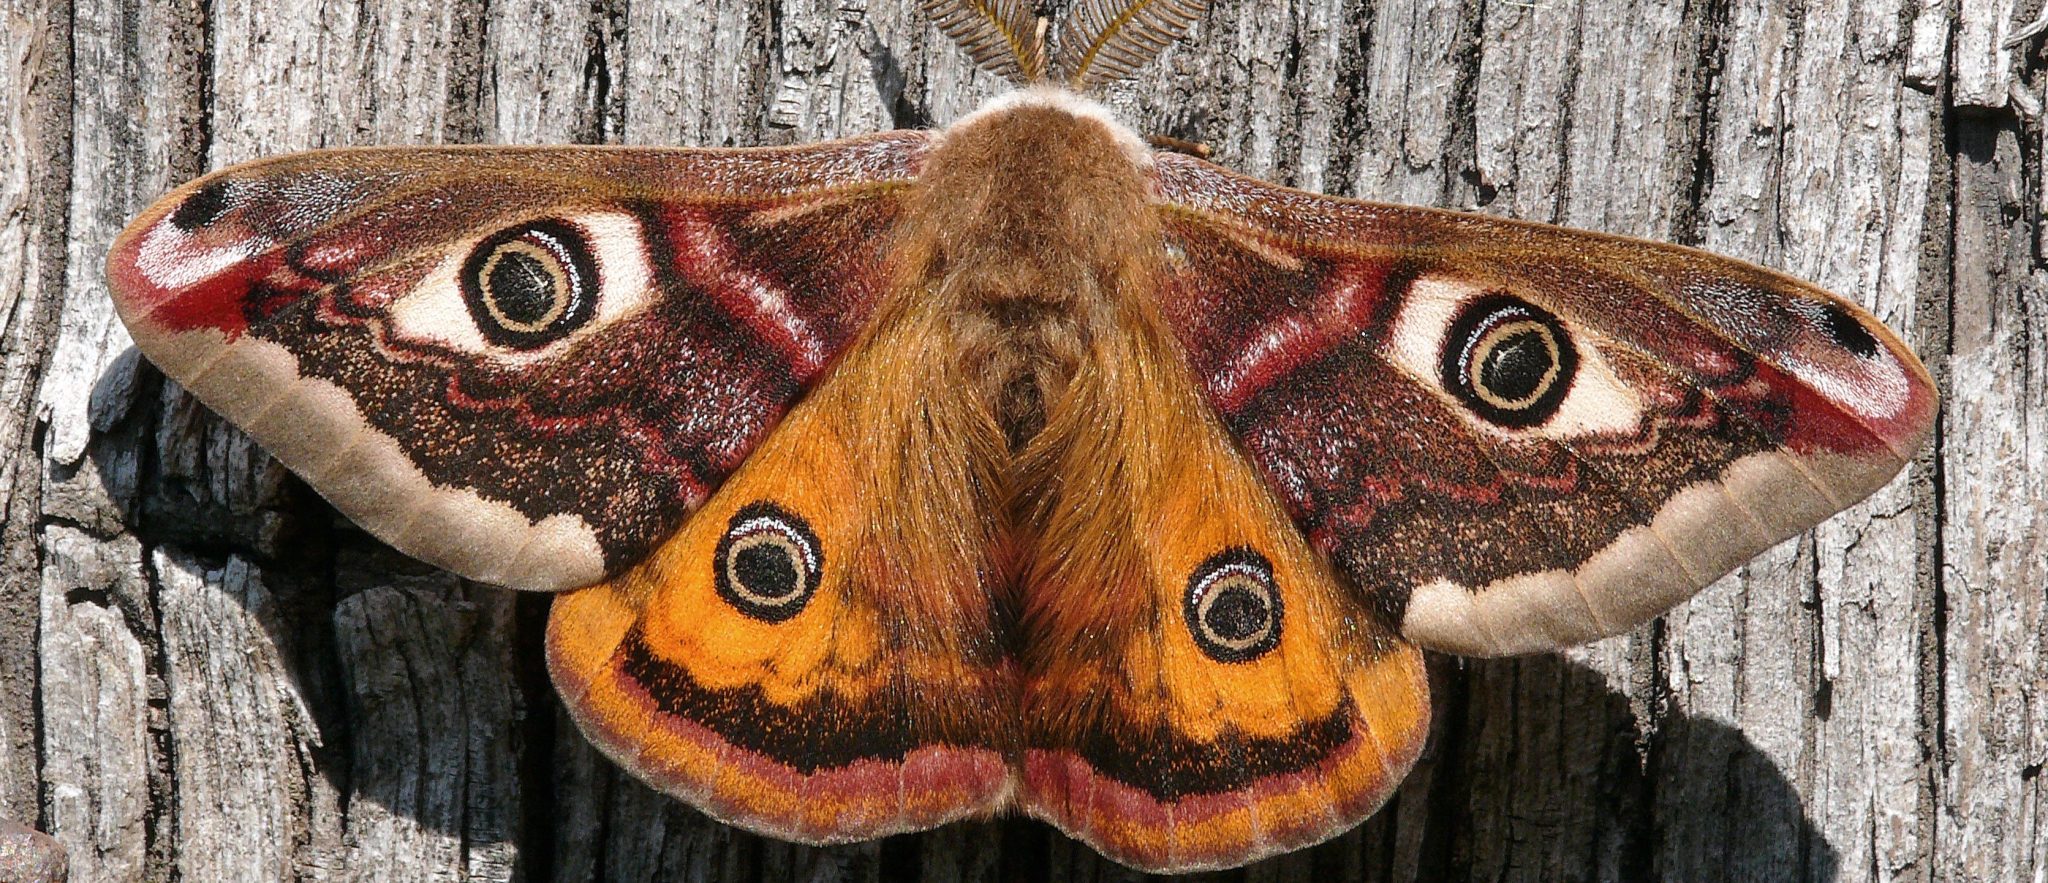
[1135,0,1340,190]
[331,577,523,883]
[617,0,771,147]
[210,1,358,158]
[755,0,900,142]
[1345,0,1474,206]
[157,550,321,881]
[1553,0,1701,238]
[42,0,201,484]
[1955,0,2019,108]
[37,527,151,883]
[35,48,206,883]
[1941,105,2048,883]
[0,0,61,517]
[482,0,608,144]
[1470,0,1580,222]
[0,0,70,824]
[1905,0,1952,89]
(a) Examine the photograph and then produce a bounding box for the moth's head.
[922,0,1206,92]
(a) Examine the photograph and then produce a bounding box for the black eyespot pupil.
[460,220,597,350]
[1204,586,1269,642]
[713,502,821,623]
[1183,549,1282,663]
[733,542,799,601]
[1480,329,1553,403]
[486,251,558,326]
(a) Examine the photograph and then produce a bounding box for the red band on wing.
[1018,648,1429,872]
[547,617,1012,841]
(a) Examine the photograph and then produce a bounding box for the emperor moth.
[106,0,1936,871]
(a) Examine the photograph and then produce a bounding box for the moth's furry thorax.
[908,88,1163,445]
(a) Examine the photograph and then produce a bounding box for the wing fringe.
[921,0,1048,84]
[1051,0,1207,89]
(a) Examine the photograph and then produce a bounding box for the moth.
[105,0,1937,873]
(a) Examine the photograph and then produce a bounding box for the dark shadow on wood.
[87,347,520,857]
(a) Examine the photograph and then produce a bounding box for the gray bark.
[3,0,2043,880]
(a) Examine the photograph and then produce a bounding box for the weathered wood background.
[1,0,2042,880]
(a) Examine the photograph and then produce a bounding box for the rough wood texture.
[2,0,2042,880]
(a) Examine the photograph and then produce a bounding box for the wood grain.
[3,0,2042,880]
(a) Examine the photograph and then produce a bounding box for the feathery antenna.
[919,0,1207,89]
[1051,0,1206,89]
[922,0,1049,85]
